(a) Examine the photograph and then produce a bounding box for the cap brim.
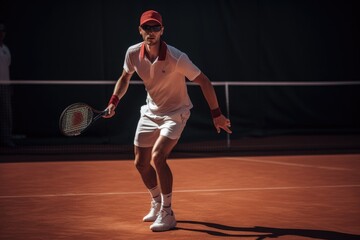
[140,19,162,26]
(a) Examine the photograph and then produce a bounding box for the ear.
[138,26,142,34]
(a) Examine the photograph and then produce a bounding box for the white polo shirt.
[124,41,201,115]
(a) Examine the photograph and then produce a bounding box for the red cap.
[140,10,163,26]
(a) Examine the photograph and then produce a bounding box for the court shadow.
[176,220,360,240]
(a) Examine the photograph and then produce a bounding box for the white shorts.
[134,105,191,147]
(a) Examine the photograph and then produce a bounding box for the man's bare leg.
[149,136,178,231]
[134,146,161,222]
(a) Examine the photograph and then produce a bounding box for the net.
[1,80,360,155]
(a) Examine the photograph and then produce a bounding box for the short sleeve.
[123,47,135,74]
[176,53,201,81]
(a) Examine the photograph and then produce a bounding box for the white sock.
[148,186,161,203]
[161,192,172,213]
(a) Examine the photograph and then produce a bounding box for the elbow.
[194,72,211,86]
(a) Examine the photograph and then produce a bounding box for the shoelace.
[155,210,168,223]
[151,201,160,209]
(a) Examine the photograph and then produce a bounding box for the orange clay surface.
[1,154,359,240]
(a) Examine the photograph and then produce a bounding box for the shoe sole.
[150,221,177,232]
[143,217,157,222]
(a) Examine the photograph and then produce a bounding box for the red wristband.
[108,95,120,108]
[210,108,222,118]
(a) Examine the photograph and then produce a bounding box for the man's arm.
[104,69,133,118]
[192,72,232,134]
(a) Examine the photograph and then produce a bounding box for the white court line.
[224,157,352,171]
[0,191,148,199]
[0,184,359,199]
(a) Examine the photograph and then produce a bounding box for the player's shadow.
[176,220,360,240]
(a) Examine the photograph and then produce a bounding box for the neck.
[145,41,161,62]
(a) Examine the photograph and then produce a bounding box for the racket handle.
[94,110,109,121]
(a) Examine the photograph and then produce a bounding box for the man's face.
[139,21,163,46]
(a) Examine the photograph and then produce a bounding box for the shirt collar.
[140,41,167,61]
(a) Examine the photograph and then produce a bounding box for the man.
[105,10,232,232]
[0,22,14,147]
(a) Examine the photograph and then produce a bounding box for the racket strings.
[61,107,92,135]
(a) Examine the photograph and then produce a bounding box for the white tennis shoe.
[143,200,161,222]
[150,209,177,232]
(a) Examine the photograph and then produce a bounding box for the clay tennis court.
[1,153,359,240]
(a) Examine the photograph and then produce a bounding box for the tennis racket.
[59,103,108,136]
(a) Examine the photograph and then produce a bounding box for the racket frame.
[59,102,107,136]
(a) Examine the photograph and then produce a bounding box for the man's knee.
[134,154,152,173]
[152,150,167,170]
[134,146,152,172]
[134,158,143,171]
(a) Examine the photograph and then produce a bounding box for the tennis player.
[105,10,232,232]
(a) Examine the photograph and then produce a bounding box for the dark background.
[1,0,360,150]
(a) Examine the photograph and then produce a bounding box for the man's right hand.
[103,104,116,118]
